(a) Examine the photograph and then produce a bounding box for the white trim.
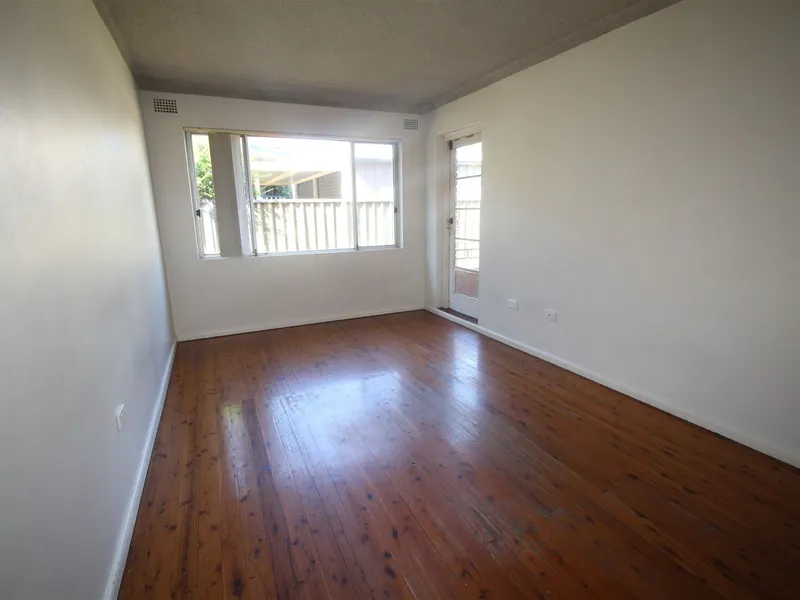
[178,305,425,342]
[103,341,178,600]
[442,122,482,143]
[185,131,206,259]
[425,306,799,468]
[451,131,482,150]
[434,134,451,309]
[199,245,402,260]
[350,141,359,250]
[184,126,403,145]
[393,141,402,249]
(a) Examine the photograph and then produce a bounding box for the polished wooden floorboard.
[119,311,799,599]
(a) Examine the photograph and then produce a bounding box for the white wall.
[0,2,174,598]
[427,0,800,465]
[140,92,427,340]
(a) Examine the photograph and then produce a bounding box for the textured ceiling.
[94,0,681,114]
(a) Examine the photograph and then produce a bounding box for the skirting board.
[426,306,799,468]
[103,341,178,600]
[178,305,426,342]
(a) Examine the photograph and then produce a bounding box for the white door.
[448,135,482,319]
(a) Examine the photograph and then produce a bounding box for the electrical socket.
[544,309,558,322]
[507,299,519,310]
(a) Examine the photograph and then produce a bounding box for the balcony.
[199,198,396,256]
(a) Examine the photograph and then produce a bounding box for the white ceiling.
[94,0,681,114]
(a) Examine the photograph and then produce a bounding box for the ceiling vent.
[403,118,419,131]
[153,98,178,114]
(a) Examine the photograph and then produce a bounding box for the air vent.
[403,118,419,131]
[153,98,178,114]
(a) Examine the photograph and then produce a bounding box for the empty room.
[2,0,799,598]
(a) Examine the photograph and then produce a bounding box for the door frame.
[435,124,482,312]
[444,129,482,319]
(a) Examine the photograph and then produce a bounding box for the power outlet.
[544,309,558,322]
[507,299,519,310]
[115,404,125,432]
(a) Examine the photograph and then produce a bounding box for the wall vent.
[403,118,419,131]
[153,98,178,114]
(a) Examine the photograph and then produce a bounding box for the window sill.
[200,245,401,260]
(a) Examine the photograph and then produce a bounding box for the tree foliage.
[194,143,215,201]
[194,141,296,202]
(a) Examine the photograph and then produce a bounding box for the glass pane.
[454,239,480,270]
[453,140,481,273]
[190,134,220,256]
[247,136,353,253]
[455,207,480,240]
[456,142,482,177]
[456,176,481,204]
[354,142,396,247]
[454,268,479,299]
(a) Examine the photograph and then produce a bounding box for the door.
[448,134,482,319]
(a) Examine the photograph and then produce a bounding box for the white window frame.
[185,128,402,258]
[185,132,213,258]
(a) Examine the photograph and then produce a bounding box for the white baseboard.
[426,306,798,468]
[177,305,426,342]
[103,340,178,600]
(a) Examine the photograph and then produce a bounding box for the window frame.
[185,131,217,258]
[185,128,402,259]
